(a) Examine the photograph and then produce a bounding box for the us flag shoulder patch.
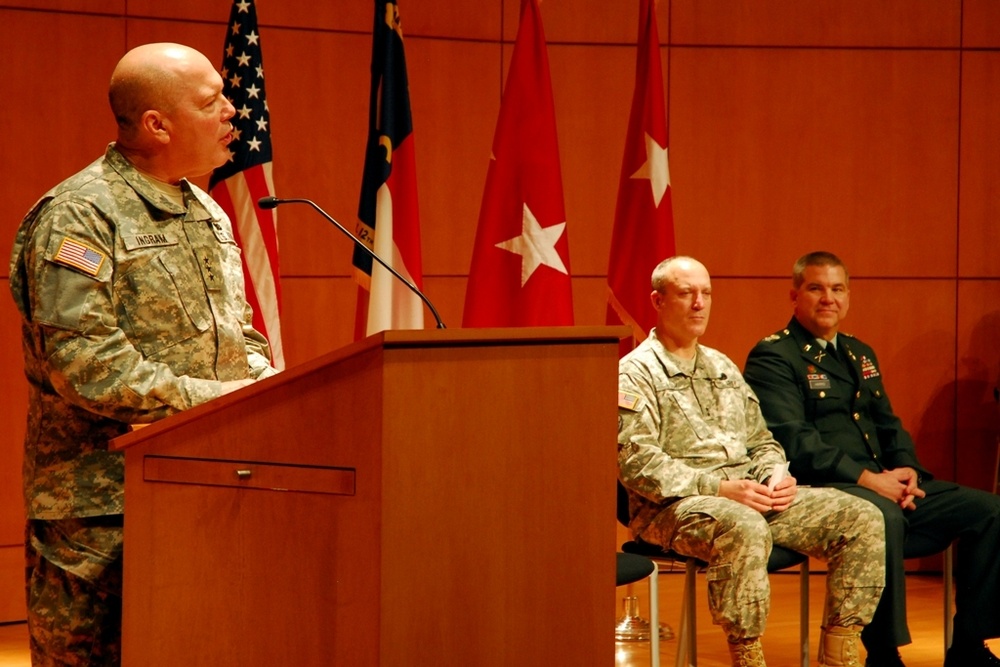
[618,391,642,411]
[53,237,106,276]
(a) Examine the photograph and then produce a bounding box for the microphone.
[257,196,445,329]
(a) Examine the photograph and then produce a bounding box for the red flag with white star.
[606,0,675,352]
[209,0,284,368]
[462,0,573,327]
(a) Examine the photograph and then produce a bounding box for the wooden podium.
[113,327,624,666]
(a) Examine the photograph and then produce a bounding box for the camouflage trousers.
[25,516,124,667]
[639,487,885,640]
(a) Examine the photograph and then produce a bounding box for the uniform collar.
[105,143,216,223]
[787,317,854,379]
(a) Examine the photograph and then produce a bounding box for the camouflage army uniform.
[618,331,884,640]
[9,144,277,665]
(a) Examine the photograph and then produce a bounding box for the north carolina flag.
[606,0,675,352]
[353,0,425,338]
[209,0,284,368]
[462,0,573,327]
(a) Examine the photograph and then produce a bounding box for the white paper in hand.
[768,462,789,491]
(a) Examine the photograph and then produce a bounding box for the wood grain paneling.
[959,52,1000,278]
[0,0,122,12]
[122,0,366,34]
[503,0,670,46]
[670,0,960,47]
[0,282,27,624]
[263,28,373,275]
[0,11,122,276]
[669,47,960,278]
[955,280,1000,491]
[402,0,501,41]
[0,547,24,624]
[551,44,636,276]
[279,277,360,367]
[0,287,27,544]
[405,38,500,276]
[962,0,1000,48]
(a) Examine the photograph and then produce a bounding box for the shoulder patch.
[52,237,106,277]
[618,391,642,411]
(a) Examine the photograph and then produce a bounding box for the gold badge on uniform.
[53,237,106,276]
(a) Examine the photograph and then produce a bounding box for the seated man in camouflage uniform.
[617,256,885,667]
[9,43,278,665]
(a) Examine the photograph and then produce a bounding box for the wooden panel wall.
[1,0,998,621]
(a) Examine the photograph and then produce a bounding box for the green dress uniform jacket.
[742,317,930,487]
[745,316,1000,647]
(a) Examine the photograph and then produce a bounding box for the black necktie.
[826,342,840,364]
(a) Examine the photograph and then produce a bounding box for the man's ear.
[139,110,170,145]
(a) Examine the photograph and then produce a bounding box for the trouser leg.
[641,496,771,640]
[828,487,912,649]
[767,488,885,629]
[25,519,124,667]
[903,481,1000,642]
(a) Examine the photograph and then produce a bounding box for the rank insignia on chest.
[807,373,831,390]
[860,355,880,379]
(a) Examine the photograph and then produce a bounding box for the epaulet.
[760,328,790,343]
[840,331,855,339]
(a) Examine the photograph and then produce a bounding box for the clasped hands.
[859,467,925,509]
[719,476,798,514]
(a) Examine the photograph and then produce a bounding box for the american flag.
[209,0,284,369]
[54,238,105,276]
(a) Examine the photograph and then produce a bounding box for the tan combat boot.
[727,637,767,667]
[818,625,863,667]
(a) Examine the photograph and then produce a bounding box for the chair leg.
[800,559,810,667]
[650,561,661,667]
[674,560,697,667]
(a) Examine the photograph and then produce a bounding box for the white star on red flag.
[495,203,568,286]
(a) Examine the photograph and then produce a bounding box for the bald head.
[108,43,214,138]
[651,256,708,292]
[106,43,235,182]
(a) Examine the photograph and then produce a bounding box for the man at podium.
[8,43,278,666]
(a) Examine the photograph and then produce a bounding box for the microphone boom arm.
[258,196,445,329]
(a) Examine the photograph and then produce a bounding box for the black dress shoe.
[864,646,906,667]
[944,642,1000,667]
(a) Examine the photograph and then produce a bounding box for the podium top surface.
[112,325,629,451]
